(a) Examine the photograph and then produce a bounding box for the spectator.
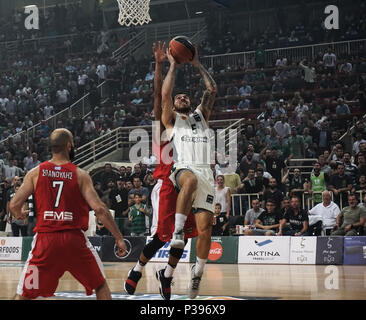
[323,47,337,74]
[271,79,284,95]
[275,56,288,68]
[109,177,129,218]
[239,81,252,98]
[274,115,291,139]
[128,193,149,236]
[27,153,40,171]
[355,175,366,194]
[357,153,366,177]
[4,159,23,180]
[294,100,309,118]
[272,102,287,119]
[264,148,287,187]
[241,168,266,198]
[262,178,284,209]
[244,199,281,236]
[215,175,231,218]
[309,162,329,205]
[339,60,353,74]
[238,151,258,179]
[212,203,229,236]
[255,45,265,69]
[317,121,332,153]
[6,178,28,237]
[343,152,358,186]
[287,127,305,159]
[309,190,341,235]
[130,163,145,182]
[244,198,265,227]
[83,116,96,135]
[329,163,353,208]
[353,133,366,156]
[280,196,291,218]
[56,85,70,110]
[128,177,149,206]
[278,196,309,236]
[96,61,107,84]
[299,59,316,90]
[282,168,307,199]
[331,194,366,236]
[336,98,351,115]
[94,163,119,191]
[223,164,242,195]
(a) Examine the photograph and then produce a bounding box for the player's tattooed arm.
[189,46,217,121]
[198,63,217,120]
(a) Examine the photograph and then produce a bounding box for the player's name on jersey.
[42,169,73,180]
[180,135,209,143]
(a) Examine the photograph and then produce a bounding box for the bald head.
[50,129,73,154]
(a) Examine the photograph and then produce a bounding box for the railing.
[0,81,108,148]
[73,118,243,168]
[0,31,97,52]
[287,159,317,174]
[112,30,147,61]
[231,190,362,216]
[144,18,206,43]
[201,38,366,70]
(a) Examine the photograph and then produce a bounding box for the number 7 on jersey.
[53,181,64,208]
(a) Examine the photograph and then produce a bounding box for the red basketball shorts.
[150,178,198,242]
[17,229,105,299]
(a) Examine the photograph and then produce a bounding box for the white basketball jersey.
[170,108,212,166]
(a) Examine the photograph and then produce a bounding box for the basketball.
[169,36,195,64]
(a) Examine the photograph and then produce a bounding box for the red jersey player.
[124,41,197,300]
[10,128,127,300]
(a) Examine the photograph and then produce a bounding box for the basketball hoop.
[117,0,152,27]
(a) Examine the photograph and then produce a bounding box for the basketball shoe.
[124,268,142,295]
[188,264,202,299]
[156,269,173,300]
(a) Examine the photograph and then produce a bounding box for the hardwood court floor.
[0,262,365,300]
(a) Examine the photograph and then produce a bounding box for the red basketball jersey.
[34,161,90,233]
[152,141,174,180]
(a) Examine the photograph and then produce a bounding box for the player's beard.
[174,103,191,114]
[69,146,75,161]
[176,106,191,114]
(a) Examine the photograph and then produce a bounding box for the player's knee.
[142,234,165,260]
[169,245,185,260]
[198,222,212,239]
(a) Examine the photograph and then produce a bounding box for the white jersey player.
[161,45,217,299]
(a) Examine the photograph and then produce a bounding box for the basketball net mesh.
[117,0,152,27]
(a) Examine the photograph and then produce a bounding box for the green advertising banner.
[190,236,238,264]
[21,237,34,261]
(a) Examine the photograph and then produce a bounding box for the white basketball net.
[117,0,152,27]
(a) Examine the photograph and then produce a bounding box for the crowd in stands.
[0,1,366,237]
[202,1,366,55]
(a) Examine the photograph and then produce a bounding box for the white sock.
[133,260,145,273]
[164,264,175,278]
[174,213,187,233]
[194,257,207,277]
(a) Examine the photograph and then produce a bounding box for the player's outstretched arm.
[189,46,217,121]
[153,41,167,123]
[77,168,127,256]
[9,168,38,220]
[161,48,178,131]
